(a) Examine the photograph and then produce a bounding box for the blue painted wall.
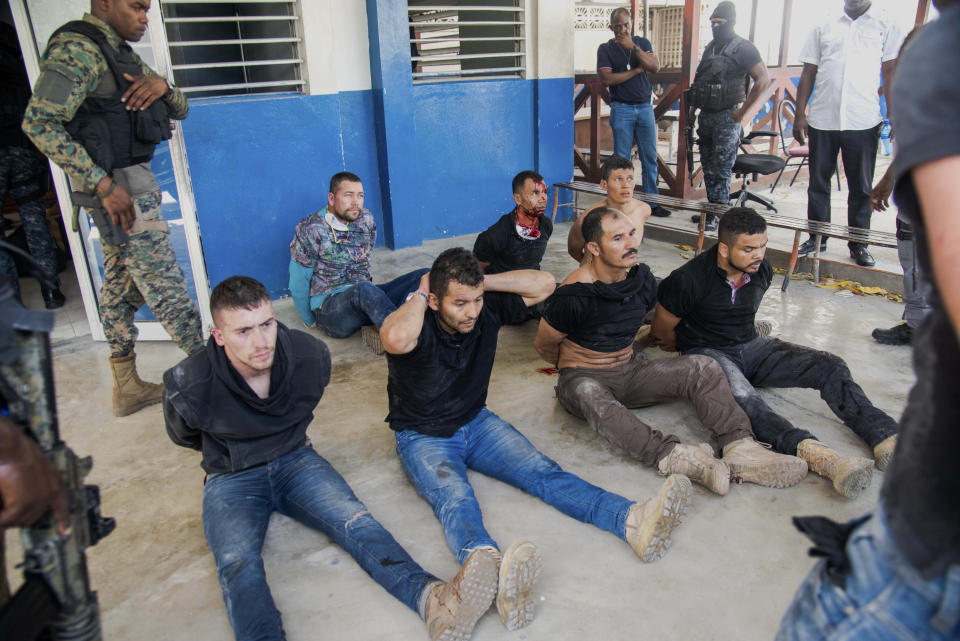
[181,76,574,297]
[181,91,384,298]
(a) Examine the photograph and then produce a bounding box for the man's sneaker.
[361,325,385,355]
[625,474,692,562]
[496,541,542,631]
[872,323,913,346]
[796,439,873,499]
[721,438,807,488]
[424,548,498,641]
[755,320,772,338]
[657,443,730,495]
[872,435,897,471]
[651,205,672,218]
[798,237,827,256]
[690,214,718,231]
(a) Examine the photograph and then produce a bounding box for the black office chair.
[728,130,785,211]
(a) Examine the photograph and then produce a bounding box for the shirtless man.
[567,156,652,263]
[537,207,808,494]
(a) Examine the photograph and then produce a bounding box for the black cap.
[711,1,737,24]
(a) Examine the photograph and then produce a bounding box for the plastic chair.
[771,99,840,192]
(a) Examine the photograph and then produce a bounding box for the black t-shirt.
[693,37,762,112]
[657,244,771,351]
[544,265,657,352]
[473,211,553,274]
[385,291,531,437]
[882,6,960,580]
[597,37,654,104]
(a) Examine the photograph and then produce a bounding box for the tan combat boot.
[496,541,542,631]
[424,547,498,641]
[872,435,897,471]
[722,437,808,488]
[109,352,163,417]
[361,325,385,355]
[625,474,692,563]
[796,439,873,499]
[657,443,730,495]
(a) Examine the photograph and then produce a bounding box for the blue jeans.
[609,101,659,195]
[394,407,634,564]
[202,446,437,641]
[315,268,429,338]
[777,508,960,641]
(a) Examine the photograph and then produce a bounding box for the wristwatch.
[405,291,428,304]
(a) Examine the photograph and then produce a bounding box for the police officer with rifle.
[685,2,771,231]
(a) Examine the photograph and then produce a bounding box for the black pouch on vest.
[135,100,173,145]
[792,515,870,588]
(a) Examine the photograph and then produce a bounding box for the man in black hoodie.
[163,276,499,641]
[535,207,807,495]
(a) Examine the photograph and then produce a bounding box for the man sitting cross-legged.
[288,171,428,353]
[567,156,652,264]
[652,208,898,499]
[380,249,692,632]
[164,276,497,641]
[536,207,806,495]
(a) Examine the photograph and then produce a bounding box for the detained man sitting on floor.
[567,156,652,264]
[163,276,495,641]
[536,207,806,495]
[288,171,427,354]
[473,170,552,274]
[652,208,898,499]
[379,248,692,632]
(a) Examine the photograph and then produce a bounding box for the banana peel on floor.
[815,278,904,303]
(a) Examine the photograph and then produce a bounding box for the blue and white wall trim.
[179,0,575,298]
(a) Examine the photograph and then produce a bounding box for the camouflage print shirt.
[290,207,377,298]
[21,13,188,193]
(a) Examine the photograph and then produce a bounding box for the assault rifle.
[0,240,115,640]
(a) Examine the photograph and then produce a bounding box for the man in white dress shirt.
[792,0,903,267]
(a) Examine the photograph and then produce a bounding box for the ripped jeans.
[395,408,634,564]
[202,445,437,641]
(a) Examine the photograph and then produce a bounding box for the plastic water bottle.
[880,119,893,156]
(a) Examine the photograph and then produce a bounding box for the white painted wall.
[300,0,372,95]
[531,0,575,80]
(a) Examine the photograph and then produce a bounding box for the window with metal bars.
[409,1,525,83]
[161,0,305,98]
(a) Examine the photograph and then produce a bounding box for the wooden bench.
[551,180,898,292]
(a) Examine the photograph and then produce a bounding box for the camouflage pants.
[96,190,202,358]
[0,146,58,293]
[697,110,742,205]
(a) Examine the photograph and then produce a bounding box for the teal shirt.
[288,260,350,326]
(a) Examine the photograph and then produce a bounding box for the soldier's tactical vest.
[49,21,171,173]
[689,36,749,112]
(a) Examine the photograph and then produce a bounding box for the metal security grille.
[409,1,525,84]
[161,0,304,98]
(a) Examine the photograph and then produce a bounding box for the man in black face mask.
[686,2,771,232]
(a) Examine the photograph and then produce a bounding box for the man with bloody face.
[379,248,693,632]
[653,207,898,499]
[473,170,552,275]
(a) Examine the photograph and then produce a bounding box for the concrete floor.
[5,218,913,641]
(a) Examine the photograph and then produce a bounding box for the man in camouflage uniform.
[288,171,427,354]
[0,23,63,308]
[22,0,203,416]
[687,2,771,231]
